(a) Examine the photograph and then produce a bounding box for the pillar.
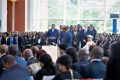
[1,0,7,32]
[113,19,117,33]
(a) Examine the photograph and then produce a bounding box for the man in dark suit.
[0,33,7,45]
[17,33,25,52]
[79,26,87,48]
[34,34,46,48]
[7,33,17,45]
[72,48,89,74]
[47,24,59,44]
[90,24,97,41]
[72,26,80,51]
[0,55,29,80]
[81,46,106,79]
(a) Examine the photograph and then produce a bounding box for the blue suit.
[48,29,59,44]
[7,37,17,45]
[81,60,106,78]
[63,31,73,47]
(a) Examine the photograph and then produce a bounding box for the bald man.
[23,49,36,65]
[81,46,106,78]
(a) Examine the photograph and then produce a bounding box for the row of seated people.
[0,37,119,80]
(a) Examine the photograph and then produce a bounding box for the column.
[25,0,28,31]
[1,0,7,32]
[113,19,117,33]
[63,0,67,25]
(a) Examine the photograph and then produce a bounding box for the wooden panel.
[7,0,25,32]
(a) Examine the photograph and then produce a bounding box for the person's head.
[36,49,47,60]
[8,45,20,56]
[87,35,93,41]
[31,46,39,56]
[2,55,17,69]
[58,43,68,55]
[77,48,89,62]
[39,54,53,67]
[52,24,55,29]
[89,45,96,53]
[73,26,78,32]
[23,49,34,61]
[0,45,8,55]
[65,47,77,63]
[57,55,72,72]
[90,46,104,60]
[62,26,68,32]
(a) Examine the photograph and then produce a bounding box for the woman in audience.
[35,53,56,80]
[53,55,81,80]
[105,42,120,80]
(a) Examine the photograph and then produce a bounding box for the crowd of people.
[0,24,120,80]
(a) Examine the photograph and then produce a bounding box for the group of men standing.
[47,24,97,51]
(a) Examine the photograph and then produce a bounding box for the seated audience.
[53,55,81,80]
[8,45,27,68]
[35,54,56,80]
[105,42,120,80]
[0,55,29,80]
[81,46,106,79]
[23,49,36,65]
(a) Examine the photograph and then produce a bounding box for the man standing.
[72,26,80,51]
[47,24,59,45]
[62,26,73,47]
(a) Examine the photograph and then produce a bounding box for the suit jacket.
[72,31,80,45]
[81,60,106,78]
[35,37,46,46]
[15,56,27,68]
[63,31,73,47]
[72,60,89,75]
[48,29,59,43]
[79,29,87,42]
[27,57,36,65]
[7,37,17,45]
[0,64,29,80]
[0,36,6,45]
[18,36,25,46]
